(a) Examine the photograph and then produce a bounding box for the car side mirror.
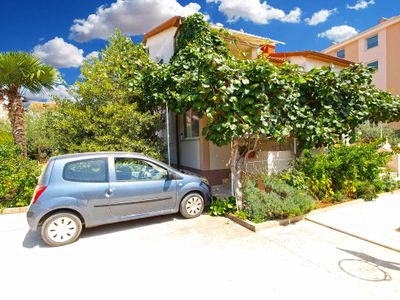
[166,171,182,180]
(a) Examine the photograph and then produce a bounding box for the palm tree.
[0,52,58,157]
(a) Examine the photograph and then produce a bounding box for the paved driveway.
[306,191,400,251]
[1,211,400,300]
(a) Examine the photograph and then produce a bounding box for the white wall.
[179,139,200,169]
[288,57,345,72]
[209,143,230,170]
[247,150,294,175]
[146,27,177,64]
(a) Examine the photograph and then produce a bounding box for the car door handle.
[105,188,114,198]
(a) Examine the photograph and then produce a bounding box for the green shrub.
[0,119,12,144]
[25,108,58,161]
[373,172,400,193]
[282,142,393,202]
[357,123,400,145]
[243,175,315,223]
[0,142,40,209]
[355,181,377,201]
[208,196,237,216]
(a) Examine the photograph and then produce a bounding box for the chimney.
[379,17,388,24]
[260,44,276,54]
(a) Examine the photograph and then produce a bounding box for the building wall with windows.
[323,16,400,95]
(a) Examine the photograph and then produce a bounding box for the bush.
[281,142,394,202]
[243,175,315,223]
[0,142,40,209]
[208,196,236,216]
[25,108,58,161]
[357,122,400,145]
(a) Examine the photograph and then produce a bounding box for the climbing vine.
[153,13,400,208]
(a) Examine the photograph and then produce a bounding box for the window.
[367,60,379,70]
[366,35,378,49]
[336,49,345,59]
[183,110,199,138]
[114,158,168,181]
[63,158,108,182]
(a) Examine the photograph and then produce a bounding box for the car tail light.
[32,185,47,204]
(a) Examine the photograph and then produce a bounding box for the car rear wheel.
[180,193,204,219]
[41,212,82,247]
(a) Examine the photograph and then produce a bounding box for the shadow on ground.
[337,248,400,281]
[22,213,184,249]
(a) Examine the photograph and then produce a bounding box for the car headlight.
[201,177,210,186]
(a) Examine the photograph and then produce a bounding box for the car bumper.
[26,204,48,231]
[200,183,213,206]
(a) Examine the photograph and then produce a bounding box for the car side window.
[115,158,168,181]
[63,158,108,182]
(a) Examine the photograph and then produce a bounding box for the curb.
[226,189,400,233]
[0,206,29,215]
[305,217,400,253]
[226,214,304,232]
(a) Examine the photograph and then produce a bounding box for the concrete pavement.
[1,211,399,300]
[306,191,400,252]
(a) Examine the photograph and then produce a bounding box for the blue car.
[27,152,212,246]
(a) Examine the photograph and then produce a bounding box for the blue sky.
[1,0,399,99]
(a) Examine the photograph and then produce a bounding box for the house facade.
[144,16,352,185]
[322,16,400,96]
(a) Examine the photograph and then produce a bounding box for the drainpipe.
[166,104,171,166]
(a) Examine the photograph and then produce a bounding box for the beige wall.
[323,19,400,96]
[359,29,387,90]
[344,41,359,62]
[386,23,400,95]
[326,40,359,63]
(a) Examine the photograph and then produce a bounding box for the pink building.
[322,16,400,96]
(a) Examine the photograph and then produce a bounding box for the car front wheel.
[180,193,205,219]
[41,212,82,247]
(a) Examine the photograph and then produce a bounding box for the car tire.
[41,212,82,247]
[180,193,205,219]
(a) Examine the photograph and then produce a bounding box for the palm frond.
[0,51,58,95]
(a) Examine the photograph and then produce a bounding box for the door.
[62,157,111,222]
[108,157,177,218]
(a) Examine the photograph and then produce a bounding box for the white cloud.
[305,8,337,26]
[318,25,359,43]
[347,0,375,10]
[69,0,202,42]
[212,0,301,24]
[282,7,302,24]
[24,85,73,101]
[33,37,83,68]
[85,51,99,60]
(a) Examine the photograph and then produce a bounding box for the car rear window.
[63,158,108,182]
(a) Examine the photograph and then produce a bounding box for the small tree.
[0,52,58,157]
[51,31,165,159]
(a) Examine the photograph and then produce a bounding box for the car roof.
[53,152,145,160]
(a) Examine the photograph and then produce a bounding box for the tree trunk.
[7,88,27,157]
[230,138,244,210]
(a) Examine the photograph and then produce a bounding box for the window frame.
[114,157,169,182]
[367,60,379,70]
[62,158,109,183]
[183,109,200,139]
[366,34,379,50]
[336,49,345,59]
